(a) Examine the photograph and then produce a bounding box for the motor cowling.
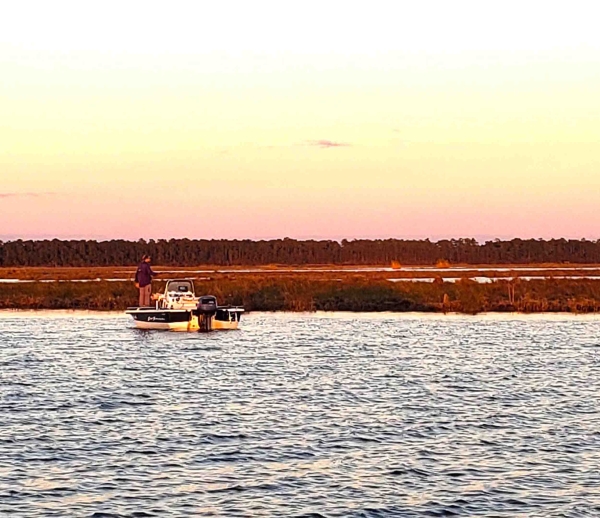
[196,296,217,332]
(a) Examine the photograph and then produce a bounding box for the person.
[134,255,158,307]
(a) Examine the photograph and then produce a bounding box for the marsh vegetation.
[3,267,600,313]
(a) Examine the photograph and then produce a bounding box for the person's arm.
[134,267,140,288]
[150,266,158,277]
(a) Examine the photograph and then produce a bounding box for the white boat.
[125,279,244,331]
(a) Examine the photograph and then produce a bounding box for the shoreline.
[4,308,600,319]
[3,279,600,314]
[3,267,600,314]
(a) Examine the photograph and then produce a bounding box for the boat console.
[157,280,198,310]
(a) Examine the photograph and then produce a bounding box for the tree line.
[1,238,600,266]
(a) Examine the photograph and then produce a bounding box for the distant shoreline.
[3,309,600,319]
[3,238,600,268]
[2,266,600,313]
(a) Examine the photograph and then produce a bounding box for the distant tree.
[2,238,600,267]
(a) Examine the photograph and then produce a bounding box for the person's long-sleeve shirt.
[134,262,157,287]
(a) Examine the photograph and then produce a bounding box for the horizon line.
[2,235,600,244]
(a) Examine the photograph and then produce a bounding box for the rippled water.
[2,311,600,517]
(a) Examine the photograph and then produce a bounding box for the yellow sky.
[2,1,600,239]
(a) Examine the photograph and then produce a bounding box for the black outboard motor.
[195,295,218,332]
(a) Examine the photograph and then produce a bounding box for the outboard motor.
[196,295,218,332]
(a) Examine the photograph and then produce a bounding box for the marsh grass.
[3,274,600,313]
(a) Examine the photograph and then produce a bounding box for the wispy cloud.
[307,140,351,148]
[0,192,55,199]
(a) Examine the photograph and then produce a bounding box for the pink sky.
[2,1,600,241]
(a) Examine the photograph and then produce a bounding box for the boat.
[125,279,244,331]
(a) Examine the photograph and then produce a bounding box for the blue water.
[1,311,600,517]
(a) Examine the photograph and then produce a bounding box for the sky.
[1,0,600,241]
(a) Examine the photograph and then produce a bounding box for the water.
[4,275,600,284]
[2,311,600,517]
[388,276,600,283]
[0,279,130,283]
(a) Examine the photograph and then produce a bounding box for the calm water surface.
[1,311,600,517]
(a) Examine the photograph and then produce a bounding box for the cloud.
[0,192,55,199]
[307,140,350,148]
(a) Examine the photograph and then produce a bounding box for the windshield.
[165,280,194,294]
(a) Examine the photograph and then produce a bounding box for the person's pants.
[139,284,152,307]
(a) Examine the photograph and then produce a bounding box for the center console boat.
[125,279,244,331]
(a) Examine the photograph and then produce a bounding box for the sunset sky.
[2,1,599,240]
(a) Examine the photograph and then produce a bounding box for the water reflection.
[1,312,600,516]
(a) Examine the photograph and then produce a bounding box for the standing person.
[134,255,158,307]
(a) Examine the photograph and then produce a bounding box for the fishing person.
[134,254,158,307]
